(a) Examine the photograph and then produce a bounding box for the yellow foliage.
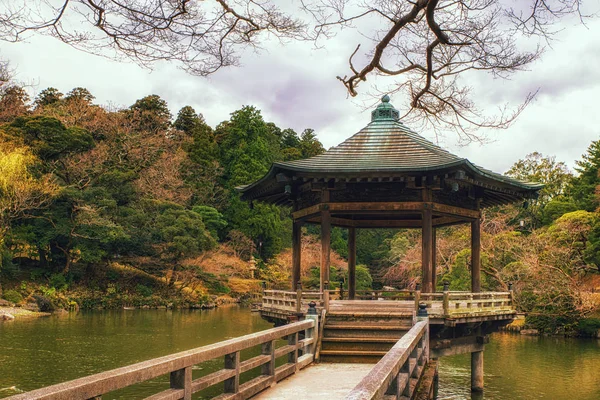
[181,244,253,277]
[0,140,56,226]
[228,278,261,295]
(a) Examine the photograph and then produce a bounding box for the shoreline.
[0,306,52,320]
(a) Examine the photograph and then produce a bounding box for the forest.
[0,83,599,335]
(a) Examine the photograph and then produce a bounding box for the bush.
[33,294,56,312]
[49,273,68,291]
[577,318,600,337]
[3,289,23,304]
[135,284,153,297]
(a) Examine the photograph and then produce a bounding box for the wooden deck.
[260,289,516,326]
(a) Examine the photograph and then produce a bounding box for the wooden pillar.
[471,219,481,293]
[292,220,302,290]
[471,350,484,392]
[348,227,356,300]
[421,207,433,293]
[431,228,437,292]
[320,208,331,293]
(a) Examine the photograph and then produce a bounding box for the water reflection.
[2,309,600,399]
[437,333,600,400]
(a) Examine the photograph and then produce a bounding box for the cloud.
[1,13,599,175]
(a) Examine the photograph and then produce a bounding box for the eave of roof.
[237,96,543,200]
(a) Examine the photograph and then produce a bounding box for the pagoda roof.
[239,96,542,207]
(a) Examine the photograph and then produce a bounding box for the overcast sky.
[1,6,600,176]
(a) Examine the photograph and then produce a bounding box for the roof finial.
[372,94,400,122]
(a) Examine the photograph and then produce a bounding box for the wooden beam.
[431,203,480,219]
[422,207,433,293]
[432,228,437,292]
[348,227,356,300]
[471,219,481,293]
[292,204,322,220]
[304,215,465,229]
[321,191,331,293]
[293,202,480,221]
[292,221,302,289]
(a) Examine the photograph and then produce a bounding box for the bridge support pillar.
[471,350,484,392]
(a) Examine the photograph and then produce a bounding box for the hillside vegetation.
[0,83,599,334]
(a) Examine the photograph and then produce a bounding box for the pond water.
[1,307,599,399]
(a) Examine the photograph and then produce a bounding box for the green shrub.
[577,318,600,337]
[135,284,153,297]
[33,294,56,312]
[3,289,23,304]
[49,273,68,291]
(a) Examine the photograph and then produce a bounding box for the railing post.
[261,340,276,376]
[508,282,514,306]
[443,282,450,318]
[288,332,299,369]
[296,282,303,315]
[323,281,330,312]
[339,277,344,300]
[224,351,240,393]
[305,301,319,355]
[170,366,192,400]
[414,283,421,312]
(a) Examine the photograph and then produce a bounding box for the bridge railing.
[7,319,317,400]
[261,289,342,314]
[345,319,429,400]
[261,289,514,319]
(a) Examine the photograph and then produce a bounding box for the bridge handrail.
[345,320,429,400]
[6,320,316,400]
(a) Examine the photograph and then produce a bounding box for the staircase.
[319,300,416,363]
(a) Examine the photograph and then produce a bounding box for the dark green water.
[1,307,599,399]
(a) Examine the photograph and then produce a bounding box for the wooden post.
[443,289,450,318]
[261,340,275,376]
[414,284,421,314]
[471,219,481,293]
[348,227,356,300]
[224,351,240,393]
[471,350,484,392]
[292,220,302,290]
[295,282,302,314]
[320,206,331,293]
[422,206,433,293]
[432,228,437,292]
[170,367,192,400]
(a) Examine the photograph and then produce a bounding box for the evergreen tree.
[568,141,600,211]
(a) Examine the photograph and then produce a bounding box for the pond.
[1,307,599,399]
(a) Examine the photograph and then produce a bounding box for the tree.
[65,87,95,104]
[0,1,588,137]
[568,140,600,212]
[299,129,325,158]
[217,106,279,188]
[0,85,30,122]
[126,94,172,134]
[506,152,573,228]
[34,87,63,108]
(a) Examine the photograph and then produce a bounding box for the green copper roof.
[239,96,542,202]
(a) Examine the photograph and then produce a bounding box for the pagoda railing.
[261,289,514,319]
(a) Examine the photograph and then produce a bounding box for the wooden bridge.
[5,307,434,400]
[6,289,513,400]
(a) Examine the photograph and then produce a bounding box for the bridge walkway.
[252,363,375,400]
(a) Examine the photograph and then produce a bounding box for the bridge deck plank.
[251,363,375,399]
